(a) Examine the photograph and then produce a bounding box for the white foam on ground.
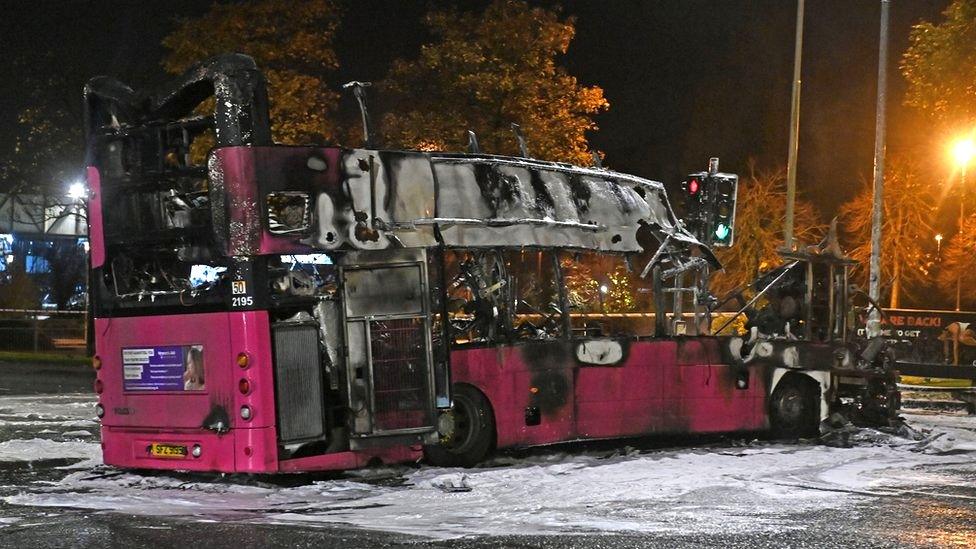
[0,394,97,425]
[0,438,100,464]
[61,430,93,438]
[2,394,975,540]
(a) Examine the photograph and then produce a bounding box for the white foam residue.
[0,394,97,424]
[0,517,21,528]
[0,406,974,540]
[0,438,99,463]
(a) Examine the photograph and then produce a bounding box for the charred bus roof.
[209,145,717,266]
[84,53,718,270]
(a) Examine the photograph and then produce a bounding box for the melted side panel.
[451,338,768,450]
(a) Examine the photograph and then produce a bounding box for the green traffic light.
[715,223,730,240]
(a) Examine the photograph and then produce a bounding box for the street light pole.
[950,138,975,310]
[867,0,890,338]
[784,0,804,251]
[957,166,966,311]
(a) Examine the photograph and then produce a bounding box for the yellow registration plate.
[150,443,188,458]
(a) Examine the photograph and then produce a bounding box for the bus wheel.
[769,375,820,439]
[425,384,495,468]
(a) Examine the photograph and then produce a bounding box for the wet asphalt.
[0,361,974,548]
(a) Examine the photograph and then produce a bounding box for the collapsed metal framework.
[84,53,719,334]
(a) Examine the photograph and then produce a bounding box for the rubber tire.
[424,384,495,468]
[769,375,820,439]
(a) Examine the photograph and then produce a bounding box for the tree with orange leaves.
[709,163,823,299]
[162,0,341,145]
[380,0,609,165]
[840,157,936,309]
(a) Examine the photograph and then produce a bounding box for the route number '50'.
[232,296,254,307]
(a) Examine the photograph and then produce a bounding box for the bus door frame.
[338,249,439,439]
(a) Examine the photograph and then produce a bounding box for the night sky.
[0,0,950,218]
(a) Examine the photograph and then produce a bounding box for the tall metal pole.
[957,167,966,311]
[867,0,891,338]
[784,0,805,250]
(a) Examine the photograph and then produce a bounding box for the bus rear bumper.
[101,425,279,473]
[101,426,424,474]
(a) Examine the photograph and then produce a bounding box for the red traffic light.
[688,178,700,194]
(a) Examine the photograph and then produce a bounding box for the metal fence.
[0,309,86,353]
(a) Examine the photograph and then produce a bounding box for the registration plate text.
[150,443,188,458]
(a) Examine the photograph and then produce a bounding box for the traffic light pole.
[867,0,890,338]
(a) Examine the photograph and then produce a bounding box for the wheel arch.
[451,381,498,449]
[770,368,830,422]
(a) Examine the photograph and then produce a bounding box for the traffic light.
[710,173,738,247]
[680,172,708,235]
[678,163,738,248]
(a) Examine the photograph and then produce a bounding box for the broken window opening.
[562,251,655,338]
[506,250,565,341]
[444,249,509,345]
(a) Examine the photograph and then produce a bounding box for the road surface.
[1,361,974,548]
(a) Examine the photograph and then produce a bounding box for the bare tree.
[840,157,936,308]
[710,162,823,298]
[938,216,976,309]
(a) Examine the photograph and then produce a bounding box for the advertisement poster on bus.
[122,345,205,392]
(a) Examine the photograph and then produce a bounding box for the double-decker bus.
[84,54,898,473]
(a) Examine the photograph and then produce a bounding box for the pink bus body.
[94,310,764,473]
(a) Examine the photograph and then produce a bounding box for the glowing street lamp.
[952,138,976,168]
[935,233,943,255]
[67,181,87,200]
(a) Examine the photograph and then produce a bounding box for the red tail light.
[238,378,251,395]
[94,379,104,394]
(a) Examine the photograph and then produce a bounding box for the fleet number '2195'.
[232,296,254,307]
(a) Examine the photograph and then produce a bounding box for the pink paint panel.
[258,232,315,255]
[659,360,767,433]
[675,338,723,365]
[214,146,343,256]
[575,341,672,438]
[234,426,279,473]
[450,344,575,449]
[228,313,277,430]
[452,338,770,452]
[97,309,422,474]
[85,166,105,268]
[96,311,275,472]
[102,426,238,473]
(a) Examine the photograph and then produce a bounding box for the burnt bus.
[83,54,898,473]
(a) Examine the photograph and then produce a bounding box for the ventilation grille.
[273,322,324,443]
[369,319,432,431]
